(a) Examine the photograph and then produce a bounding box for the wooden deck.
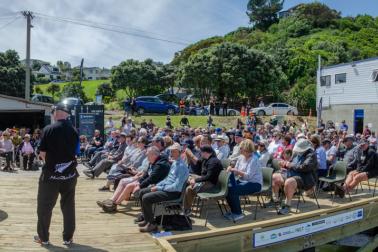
[0,165,162,251]
[1,165,378,251]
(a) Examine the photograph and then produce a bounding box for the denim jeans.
[226,173,261,215]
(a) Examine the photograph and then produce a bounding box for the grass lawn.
[105,113,317,130]
[36,79,127,101]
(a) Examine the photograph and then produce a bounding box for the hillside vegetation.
[172,3,378,110]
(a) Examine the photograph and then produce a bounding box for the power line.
[0,16,20,30]
[34,13,190,46]
[33,12,189,44]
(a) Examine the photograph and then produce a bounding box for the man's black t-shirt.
[39,119,79,181]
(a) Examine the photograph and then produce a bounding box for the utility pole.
[22,11,33,100]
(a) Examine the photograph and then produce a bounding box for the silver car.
[251,103,298,116]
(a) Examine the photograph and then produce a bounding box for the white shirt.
[216,145,230,160]
[268,140,281,154]
[235,154,262,186]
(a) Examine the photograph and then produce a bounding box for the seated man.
[83,133,127,179]
[137,143,189,232]
[337,139,378,197]
[214,135,230,160]
[85,130,119,168]
[98,146,170,213]
[271,139,318,215]
[183,145,223,215]
[85,129,104,159]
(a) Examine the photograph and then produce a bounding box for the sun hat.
[293,139,314,153]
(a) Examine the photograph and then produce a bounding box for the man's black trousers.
[138,188,180,224]
[37,178,77,242]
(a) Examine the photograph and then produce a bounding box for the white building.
[36,64,61,80]
[82,67,111,80]
[317,56,378,133]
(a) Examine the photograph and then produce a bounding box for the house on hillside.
[82,67,111,80]
[317,56,378,134]
[36,64,62,80]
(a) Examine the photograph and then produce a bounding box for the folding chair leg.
[373,178,378,197]
[313,190,320,209]
[204,201,209,227]
[216,200,224,215]
[254,198,259,220]
[296,193,301,213]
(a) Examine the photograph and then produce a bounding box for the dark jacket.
[195,152,223,185]
[357,147,378,178]
[110,142,127,162]
[139,154,170,189]
[290,149,318,191]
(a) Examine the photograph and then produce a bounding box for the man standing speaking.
[34,103,79,246]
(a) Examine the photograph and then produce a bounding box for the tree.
[47,83,61,101]
[111,59,168,98]
[179,42,287,104]
[247,0,284,31]
[61,83,88,102]
[0,50,29,98]
[295,3,340,29]
[34,86,43,94]
[72,67,85,81]
[96,82,114,103]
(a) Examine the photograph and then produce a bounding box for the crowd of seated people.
[0,128,42,171]
[18,115,371,231]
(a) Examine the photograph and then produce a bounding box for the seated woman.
[338,139,378,196]
[271,139,318,215]
[224,139,262,221]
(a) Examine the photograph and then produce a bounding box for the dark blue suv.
[135,96,179,115]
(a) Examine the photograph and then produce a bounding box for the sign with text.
[253,208,364,248]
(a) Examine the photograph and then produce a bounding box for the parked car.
[186,106,209,115]
[61,97,84,106]
[204,106,240,116]
[31,94,54,104]
[251,103,298,116]
[135,96,179,115]
[155,93,180,104]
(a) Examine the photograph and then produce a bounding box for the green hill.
[36,79,127,102]
[172,3,378,111]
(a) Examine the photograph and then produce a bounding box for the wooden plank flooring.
[0,165,162,251]
[1,164,377,251]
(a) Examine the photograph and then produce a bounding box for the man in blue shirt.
[340,120,348,132]
[138,143,189,232]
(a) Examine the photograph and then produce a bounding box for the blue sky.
[0,0,377,68]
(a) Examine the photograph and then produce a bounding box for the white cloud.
[0,0,249,67]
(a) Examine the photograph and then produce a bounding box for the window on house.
[335,73,346,84]
[320,75,331,87]
[372,70,378,82]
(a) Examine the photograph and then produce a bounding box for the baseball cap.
[235,130,243,138]
[52,102,72,114]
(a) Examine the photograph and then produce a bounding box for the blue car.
[135,96,179,115]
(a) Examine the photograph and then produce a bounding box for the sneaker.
[83,170,94,179]
[278,205,291,215]
[63,239,73,246]
[83,162,93,169]
[98,186,110,191]
[33,235,50,246]
[102,203,116,213]
[231,213,245,221]
[134,214,144,223]
[223,212,233,220]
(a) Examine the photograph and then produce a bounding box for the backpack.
[155,214,192,231]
